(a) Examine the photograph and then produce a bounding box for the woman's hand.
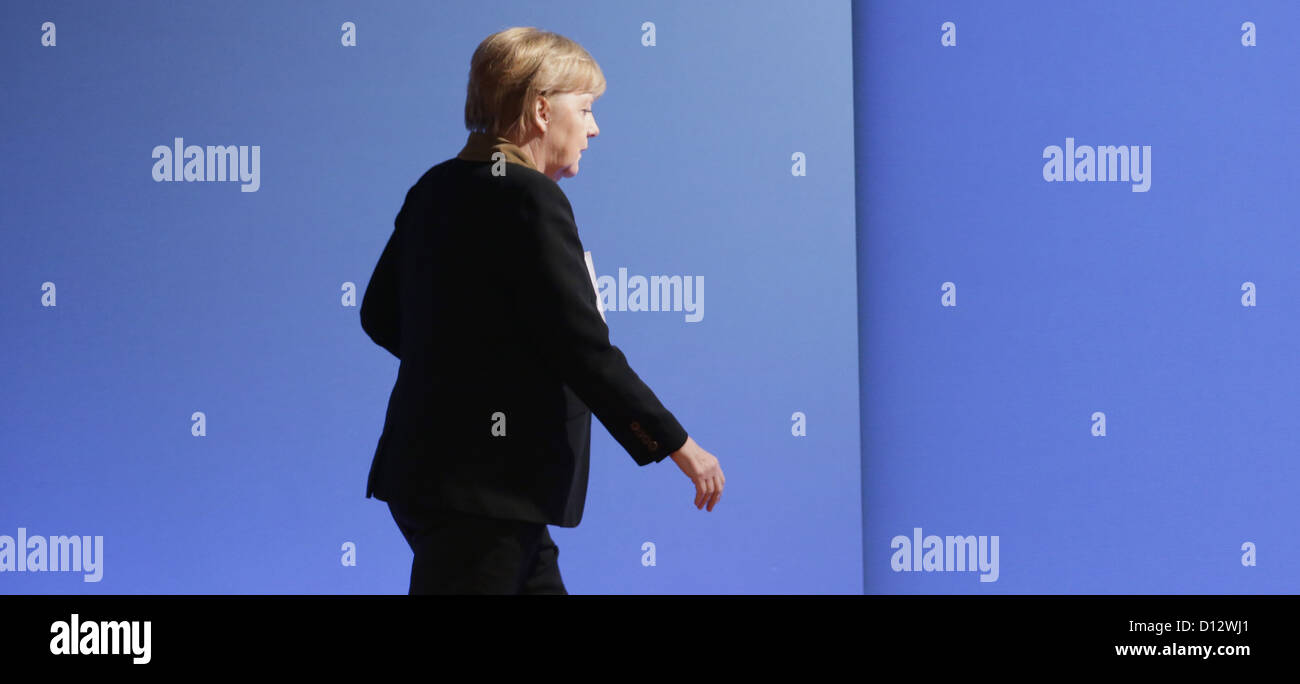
[669,436,725,512]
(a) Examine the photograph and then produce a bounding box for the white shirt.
[583,250,606,323]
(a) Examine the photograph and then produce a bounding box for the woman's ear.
[533,95,550,131]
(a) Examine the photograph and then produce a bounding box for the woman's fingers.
[695,476,721,510]
[698,478,714,509]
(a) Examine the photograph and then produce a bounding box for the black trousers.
[387,500,568,595]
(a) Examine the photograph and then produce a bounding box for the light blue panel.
[856,0,1297,593]
[0,0,860,593]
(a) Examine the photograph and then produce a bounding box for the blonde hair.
[464,27,606,140]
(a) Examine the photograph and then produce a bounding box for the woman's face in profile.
[539,91,599,180]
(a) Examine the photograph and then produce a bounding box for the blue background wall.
[856,0,1295,592]
[0,0,861,593]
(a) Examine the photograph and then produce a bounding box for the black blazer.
[360,156,688,527]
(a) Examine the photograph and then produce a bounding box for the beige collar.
[456,130,541,173]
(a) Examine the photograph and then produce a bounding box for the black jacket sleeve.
[360,203,403,360]
[511,178,688,465]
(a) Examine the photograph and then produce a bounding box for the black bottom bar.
[0,595,1282,669]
